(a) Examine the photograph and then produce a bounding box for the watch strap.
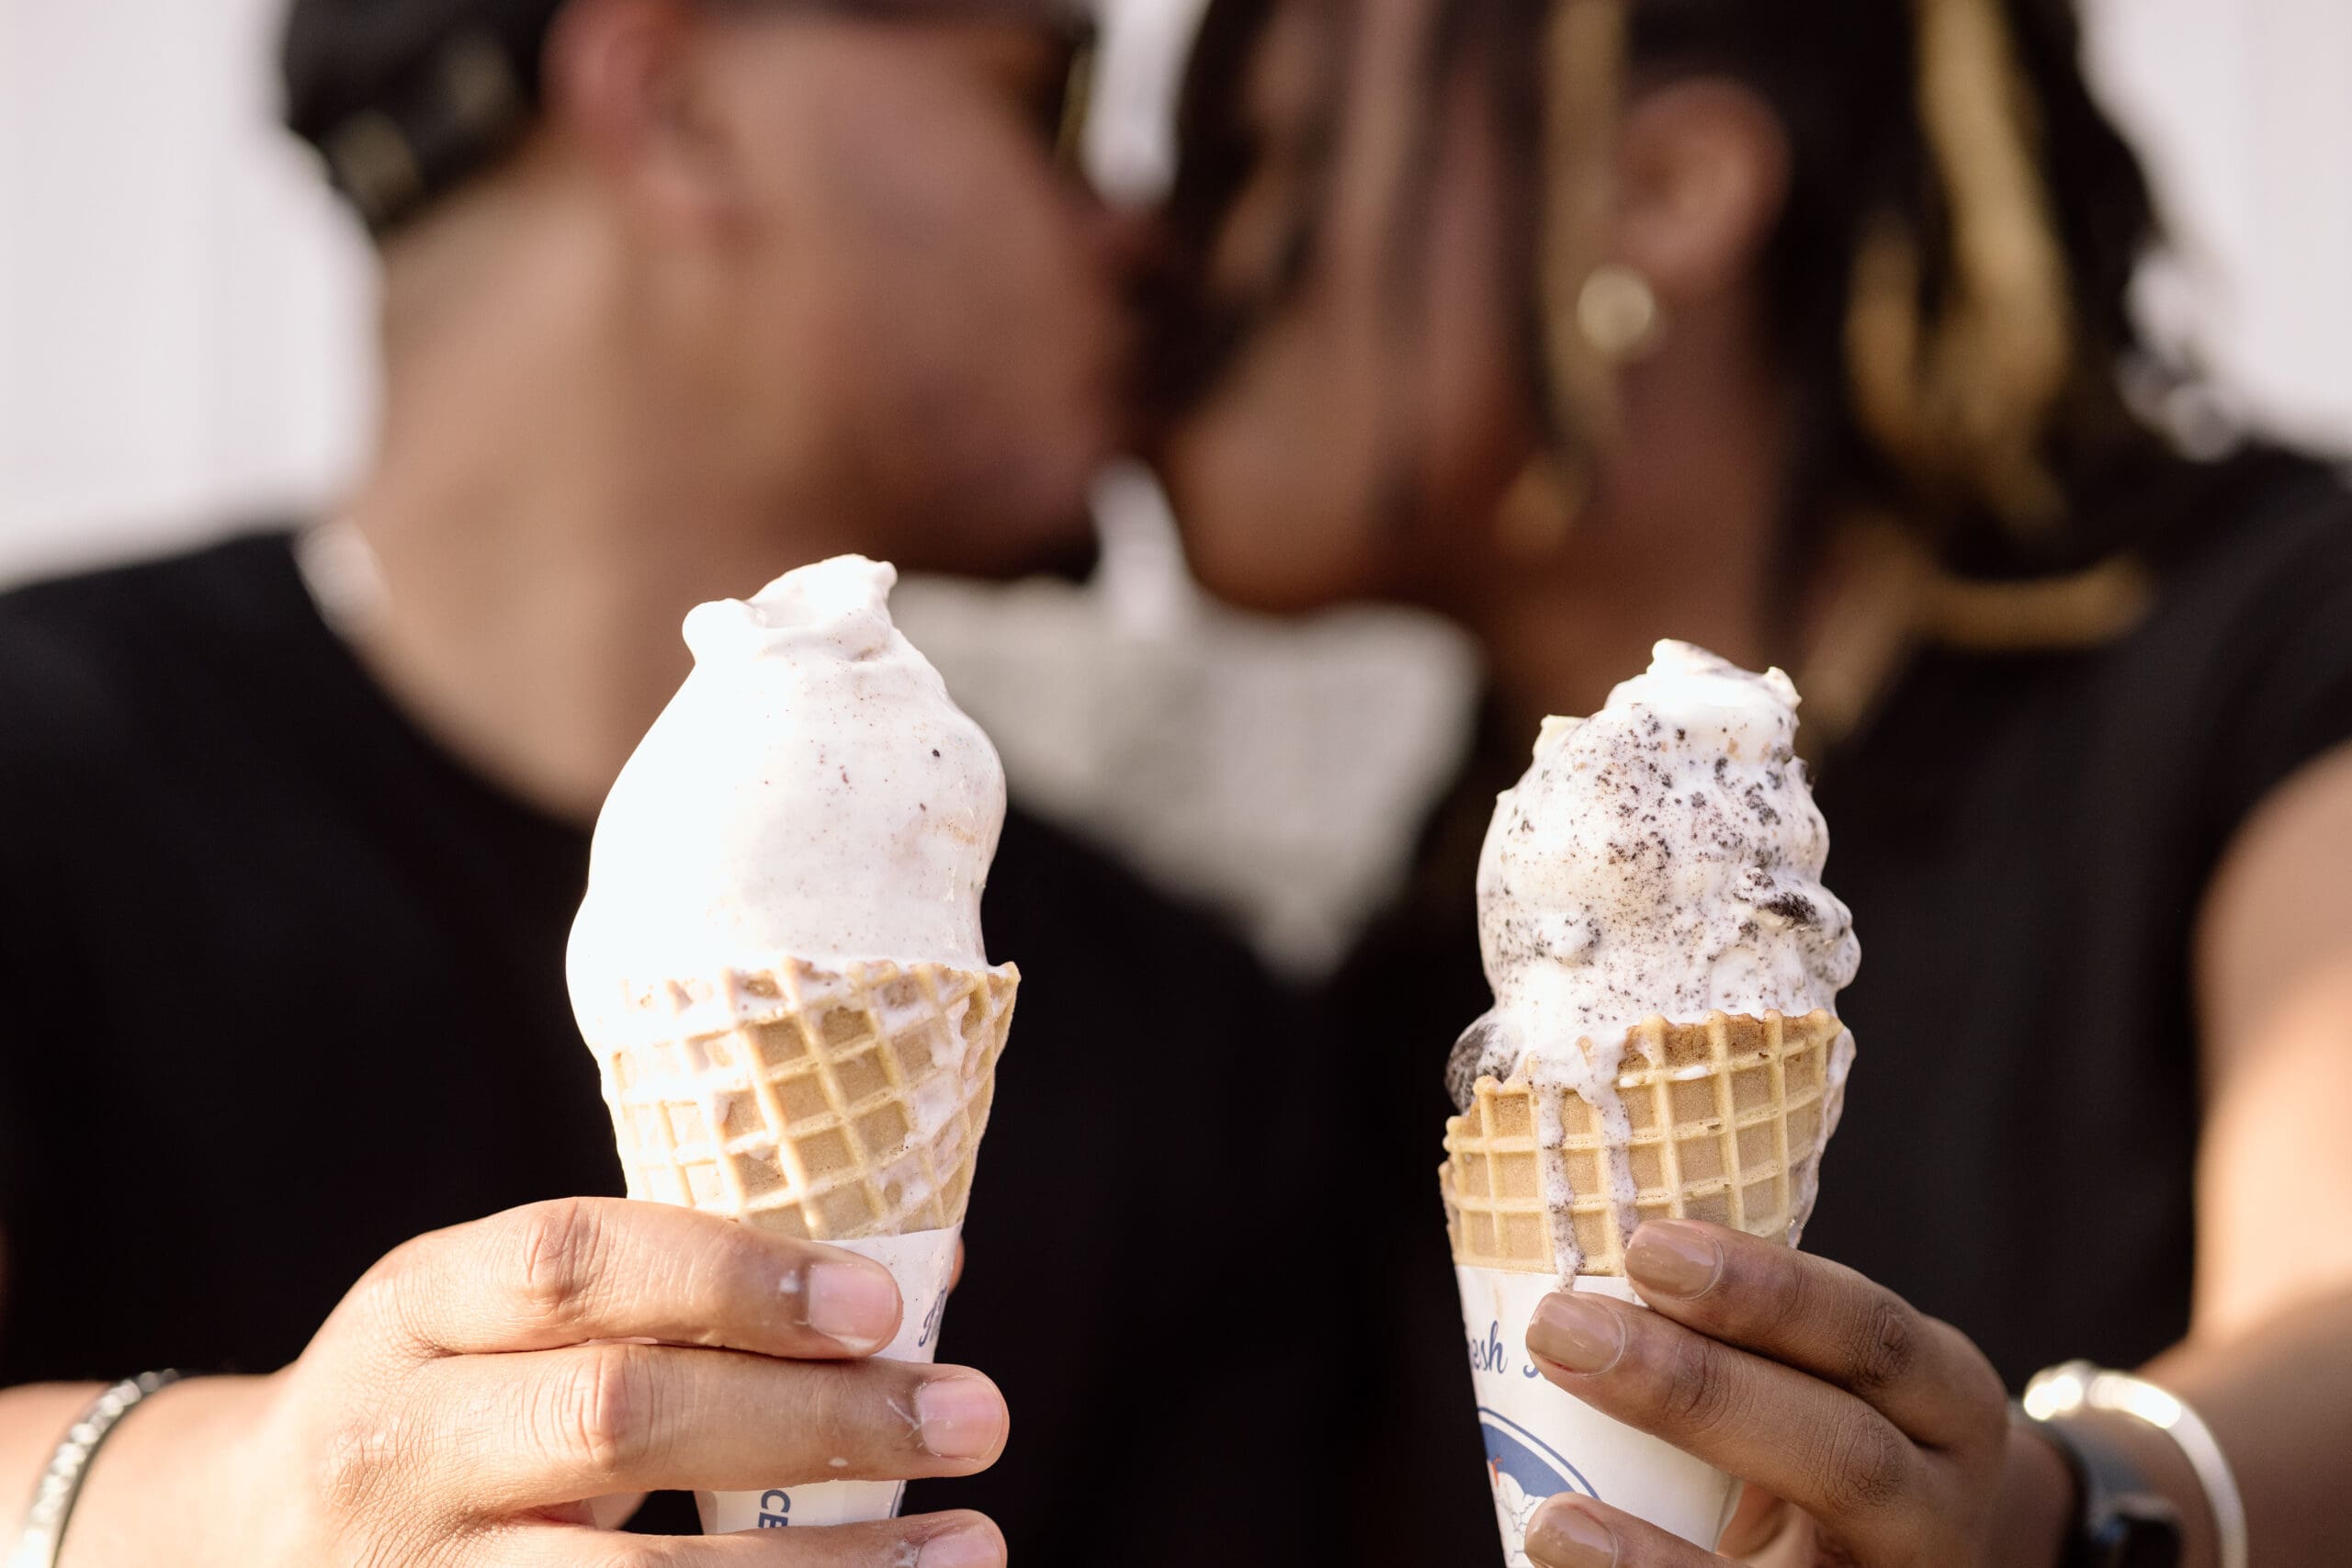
[2016,1404,2186,1568]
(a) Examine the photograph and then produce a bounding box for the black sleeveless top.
[1319,444,2352,1565]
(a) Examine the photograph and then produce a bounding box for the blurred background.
[4,0,2349,973]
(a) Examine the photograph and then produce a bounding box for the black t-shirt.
[1316,446,2352,1565]
[0,533,1332,1562]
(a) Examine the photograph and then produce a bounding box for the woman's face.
[1149,0,1535,614]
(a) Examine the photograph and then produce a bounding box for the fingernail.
[1527,1501,1618,1567]
[919,1526,1002,1568]
[916,1376,1007,1461]
[805,1260,899,1349]
[1527,1292,1625,1374]
[1626,1221,1724,1299]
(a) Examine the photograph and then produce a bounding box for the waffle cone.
[1442,1010,1850,1278]
[589,958,1019,1242]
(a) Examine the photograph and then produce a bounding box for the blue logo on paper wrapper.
[1479,1408,1599,1566]
[918,1280,948,1352]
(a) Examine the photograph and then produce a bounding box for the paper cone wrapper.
[582,955,1017,1532]
[1457,1271,1740,1560]
[699,1227,962,1532]
[1441,1011,1855,1559]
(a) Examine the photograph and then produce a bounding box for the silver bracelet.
[2022,1360,2248,1568]
[7,1371,183,1568]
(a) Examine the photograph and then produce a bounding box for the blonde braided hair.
[1525,0,2152,735]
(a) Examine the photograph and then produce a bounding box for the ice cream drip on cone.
[1443,1010,1855,1279]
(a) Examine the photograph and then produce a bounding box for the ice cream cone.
[588,956,1019,1242]
[568,558,1021,1536]
[582,954,1017,1535]
[1442,1010,1850,1279]
[1444,648,1860,1562]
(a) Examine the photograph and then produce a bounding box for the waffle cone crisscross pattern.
[591,958,1018,1242]
[1442,1010,1845,1277]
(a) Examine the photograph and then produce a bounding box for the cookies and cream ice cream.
[1448,640,1858,1111]
[568,555,1006,1047]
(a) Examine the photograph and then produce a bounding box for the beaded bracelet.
[7,1371,183,1568]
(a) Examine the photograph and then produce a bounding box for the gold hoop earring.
[1495,450,1588,561]
[1498,265,1655,564]
[1577,263,1667,363]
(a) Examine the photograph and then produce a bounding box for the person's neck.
[337,280,849,828]
[1458,316,1796,737]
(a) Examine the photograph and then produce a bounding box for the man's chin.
[952,493,1105,583]
[951,434,1121,582]
[978,522,1105,585]
[890,473,1105,585]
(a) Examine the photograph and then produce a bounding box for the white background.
[3,0,2349,581]
[0,0,376,583]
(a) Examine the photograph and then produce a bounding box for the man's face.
[682,7,1125,576]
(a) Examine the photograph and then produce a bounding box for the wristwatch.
[2020,1361,2205,1568]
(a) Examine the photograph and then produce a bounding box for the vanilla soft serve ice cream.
[568,555,1006,1046]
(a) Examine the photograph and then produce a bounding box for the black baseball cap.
[283,0,565,233]
[283,0,1097,235]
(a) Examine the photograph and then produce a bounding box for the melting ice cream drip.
[1457,641,1860,1275]
[1789,1025,1860,1247]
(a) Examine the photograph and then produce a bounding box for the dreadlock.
[1524,0,2174,574]
[1164,0,2177,585]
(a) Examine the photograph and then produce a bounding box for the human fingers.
[1623,1222,2007,1451]
[1525,1288,1930,1558]
[353,1199,904,1361]
[485,1511,1005,1568]
[1523,1495,1724,1568]
[424,1344,1009,1509]
[1712,1484,1796,1559]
